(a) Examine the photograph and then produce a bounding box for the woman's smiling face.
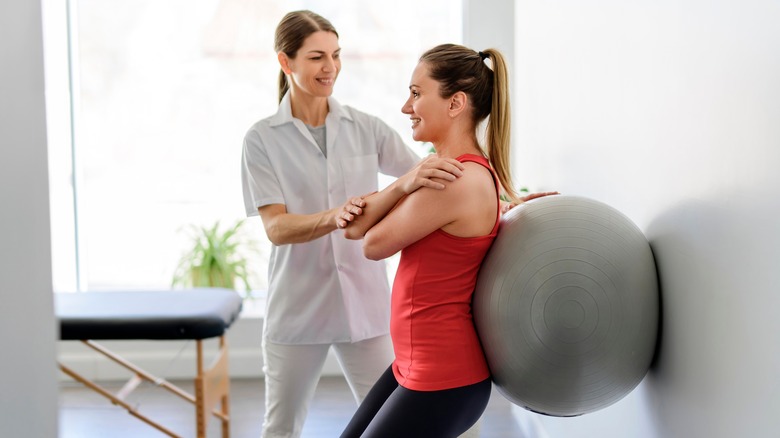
[401,62,450,144]
[285,30,341,98]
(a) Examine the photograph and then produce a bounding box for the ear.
[448,91,468,118]
[277,52,292,75]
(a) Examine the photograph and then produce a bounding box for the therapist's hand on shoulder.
[396,155,465,194]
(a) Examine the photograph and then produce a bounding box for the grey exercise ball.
[473,195,659,417]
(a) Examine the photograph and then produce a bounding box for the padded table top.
[56,289,243,341]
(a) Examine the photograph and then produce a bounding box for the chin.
[310,85,334,97]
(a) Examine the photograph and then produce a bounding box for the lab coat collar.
[270,92,353,127]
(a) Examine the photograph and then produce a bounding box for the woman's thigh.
[340,365,398,438]
[343,371,492,438]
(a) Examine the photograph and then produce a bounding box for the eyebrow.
[306,49,341,55]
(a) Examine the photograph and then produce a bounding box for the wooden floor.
[59,376,526,437]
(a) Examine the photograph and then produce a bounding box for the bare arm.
[341,185,408,242]
[259,156,465,245]
[358,162,494,260]
[258,204,342,245]
[342,155,465,239]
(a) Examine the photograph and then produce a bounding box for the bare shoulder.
[401,161,493,209]
[454,161,496,195]
[439,160,497,236]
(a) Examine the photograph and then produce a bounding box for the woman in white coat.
[241,10,464,438]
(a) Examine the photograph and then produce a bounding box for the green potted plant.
[172,220,253,294]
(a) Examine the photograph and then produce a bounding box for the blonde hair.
[274,11,338,103]
[419,44,518,201]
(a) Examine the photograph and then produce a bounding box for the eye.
[309,56,322,61]
[333,53,341,59]
[412,91,420,98]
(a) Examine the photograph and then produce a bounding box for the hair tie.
[478,51,488,60]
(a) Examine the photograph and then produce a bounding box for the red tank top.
[390,154,499,391]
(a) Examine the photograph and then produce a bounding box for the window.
[46,0,462,292]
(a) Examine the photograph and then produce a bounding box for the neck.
[289,89,329,126]
[432,129,482,159]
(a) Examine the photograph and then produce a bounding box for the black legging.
[340,365,491,438]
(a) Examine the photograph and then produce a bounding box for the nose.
[323,56,337,72]
[401,97,412,114]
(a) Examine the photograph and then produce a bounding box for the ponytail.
[481,49,518,202]
[278,70,289,104]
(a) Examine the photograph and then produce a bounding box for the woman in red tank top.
[339,44,553,437]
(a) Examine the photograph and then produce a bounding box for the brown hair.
[274,10,338,103]
[419,44,518,201]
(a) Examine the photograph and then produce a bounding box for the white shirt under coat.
[241,93,421,345]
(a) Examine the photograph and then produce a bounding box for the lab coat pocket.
[340,154,379,196]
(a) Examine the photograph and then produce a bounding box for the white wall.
[513,1,780,437]
[0,0,59,436]
[464,0,515,69]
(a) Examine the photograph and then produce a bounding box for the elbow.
[266,232,284,246]
[362,235,390,261]
[343,226,361,241]
[263,222,287,246]
[363,246,384,261]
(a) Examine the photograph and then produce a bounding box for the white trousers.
[261,334,394,438]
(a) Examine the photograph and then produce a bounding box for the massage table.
[56,288,243,438]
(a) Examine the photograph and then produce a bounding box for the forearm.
[343,182,407,240]
[342,155,465,240]
[264,208,339,245]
